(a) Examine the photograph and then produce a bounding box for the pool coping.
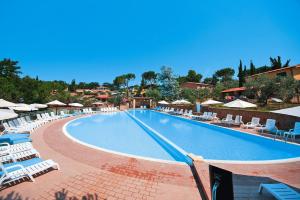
[62,113,188,166]
[146,109,300,165]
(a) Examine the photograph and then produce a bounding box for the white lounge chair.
[255,119,277,134]
[205,113,218,121]
[228,115,243,126]
[2,123,28,134]
[284,122,300,141]
[258,183,300,200]
[242,117,260,129]
[1,148,40,163]
[0,158,59,186]
[221,114,233,124]
[36,114,49,123]
[0,142,33,153]
[193,112,208,120]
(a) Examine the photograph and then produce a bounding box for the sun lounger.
[229,115,243,126]
[36,114,49,123]
[255,119,277,134]
[258,183,300,200]
[0,134,31,145]
[0,142,33,153]
[0,148,40,163]
[284,122,300,141]
[0,157,59,186]
[221,114,233,124]
[242,117,260,129]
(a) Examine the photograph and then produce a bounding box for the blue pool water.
[66,110,300,162]
[66,112,175,161]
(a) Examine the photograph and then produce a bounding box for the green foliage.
[237,60,245,87]
[158,66,179,100]
[145,89,161,101]
[69,79,77,92]
[214,67,235,82]
[270,56,290,70]
[0,58,21,79]
[244,75,277,105]
[142,71,157,88]
[212,83,226,100]
[108,95,122,106]
[250,60,256,75]
[275,76,297,103]
[177,70,202,84]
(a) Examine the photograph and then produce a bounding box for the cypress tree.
[250,60,256,75]
[237,60,244,87]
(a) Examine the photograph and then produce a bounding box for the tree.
[244,75,277,105]
[124,73,135,97]
[113,75,126,89]
[275,76,297,103]
[250,60,256,75]
[0,58,21,79]
[69,79,76,92]
[270,56,290,70]
[203,75,218,86]
[237,60,245,87]
[180,88,197,103]
[186,70,202,82]
[142,71,157,88]
[214,67,235,82]
[158,66,179,100]
[145,89,161,101]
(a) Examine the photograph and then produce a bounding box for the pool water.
[66,112,175,161]
[65,110,300,163]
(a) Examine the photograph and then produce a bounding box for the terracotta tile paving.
[0,116,200,200]
[1,114,300,200]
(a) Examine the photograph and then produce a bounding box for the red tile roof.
[222,87,246,93]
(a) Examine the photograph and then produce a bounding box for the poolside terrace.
[1,111,300,199]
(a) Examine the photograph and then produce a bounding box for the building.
[221,87,246,100]
[246,64,300,81]
[180,82,213,90]
[223,64,300,103]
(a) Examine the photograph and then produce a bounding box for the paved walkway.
[1,114,300,200]
[1,116,201,200]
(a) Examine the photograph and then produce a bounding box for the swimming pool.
[65,110,300,163]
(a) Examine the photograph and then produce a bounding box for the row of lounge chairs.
[155,107,193,117]
[100,107,118,112]
[155,107,299,141]
[1,114,60,187]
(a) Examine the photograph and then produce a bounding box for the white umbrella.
[10,103,38,112]
[223,99,257,108]
[272,106,300,117]
[158,100,169,105]
[69,103,83,107]
[47,100,66,106]
[30,103,48,109]
[0,109,18,120]
[92,102,104,105]
[0,99,18,108]
[201,99,223,105]
[47,100,66,114]
[172,99,191,104]
[179,99,192,104]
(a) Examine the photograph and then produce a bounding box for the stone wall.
[201,107,300,130]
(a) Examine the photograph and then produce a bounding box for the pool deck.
[1,113,300,199]
[1,115,201,200]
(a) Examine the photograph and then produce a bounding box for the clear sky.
[1,0,299,84]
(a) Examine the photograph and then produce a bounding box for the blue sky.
[1,0,299,84]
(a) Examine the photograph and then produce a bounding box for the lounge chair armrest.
[0,142,10,147]
[289,129,294,133]
[4,164,26,171]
